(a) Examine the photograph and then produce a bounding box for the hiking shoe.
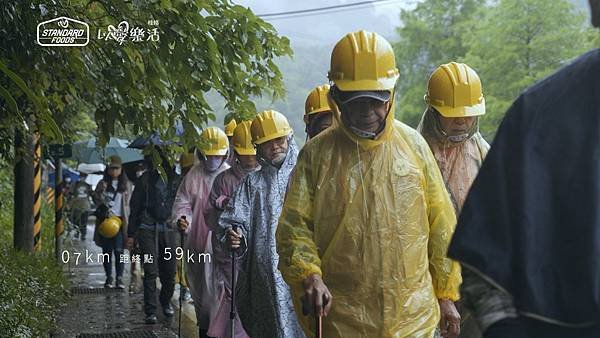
[163,304,174,317]
[104,277,114,288]
[181,287,192,302]
[145,313,158,324]
[115,277,125,289]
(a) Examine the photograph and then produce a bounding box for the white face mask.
[204,157,224,172]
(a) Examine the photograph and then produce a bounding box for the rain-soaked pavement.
[54,220,199,338]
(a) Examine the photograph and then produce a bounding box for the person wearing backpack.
[128,152,180,324]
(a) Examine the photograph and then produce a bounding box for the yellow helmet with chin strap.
[425,62,485,118]
[251,110,292,145]
[224,119,237,137]
[328,30,399,92]
[304,85,331,124]
[327,30,399,146]
[232,120,256,155]
[199,127,229,156]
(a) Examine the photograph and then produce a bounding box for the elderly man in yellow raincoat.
[277,30,462,338]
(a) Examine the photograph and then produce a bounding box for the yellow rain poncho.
[277,97,461,337]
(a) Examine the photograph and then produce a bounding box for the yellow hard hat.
[98,216,122,238]
[425,62,486,118]
[180,152,195,169]
[232,120,256,155]
[328,30,399,92]
[199,127,229,156]
[304,84,331,124]
[251,110,292,145]
[224,119,237,137]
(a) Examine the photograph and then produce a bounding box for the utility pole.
[54,156,63,261]
[49,143,71,261]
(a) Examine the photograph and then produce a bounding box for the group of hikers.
[80,3,600,336]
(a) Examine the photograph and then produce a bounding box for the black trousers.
[485,317,600,338]
[137,228,177,315]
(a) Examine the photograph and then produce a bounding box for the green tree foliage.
[463,0,595,137]
[394,0,596,139]
[0,0,292,161]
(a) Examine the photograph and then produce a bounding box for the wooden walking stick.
[315,314,322,338]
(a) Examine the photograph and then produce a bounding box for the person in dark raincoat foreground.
[448,2,600,336]
[277,30,461,338]
[218,110,306,338]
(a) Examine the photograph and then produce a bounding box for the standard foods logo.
[37,17,89,46]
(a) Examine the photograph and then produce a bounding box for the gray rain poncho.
[217,136,306,338]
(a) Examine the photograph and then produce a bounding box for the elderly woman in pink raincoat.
[172,127,230,338]
[205,120,260,338]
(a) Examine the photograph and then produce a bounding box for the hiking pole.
[315,314,322,338]
[178,216,186,338]
[230,223,238,338]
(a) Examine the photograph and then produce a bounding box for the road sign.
[49,144,72,158]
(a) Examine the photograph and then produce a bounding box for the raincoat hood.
[256,134,299,173]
